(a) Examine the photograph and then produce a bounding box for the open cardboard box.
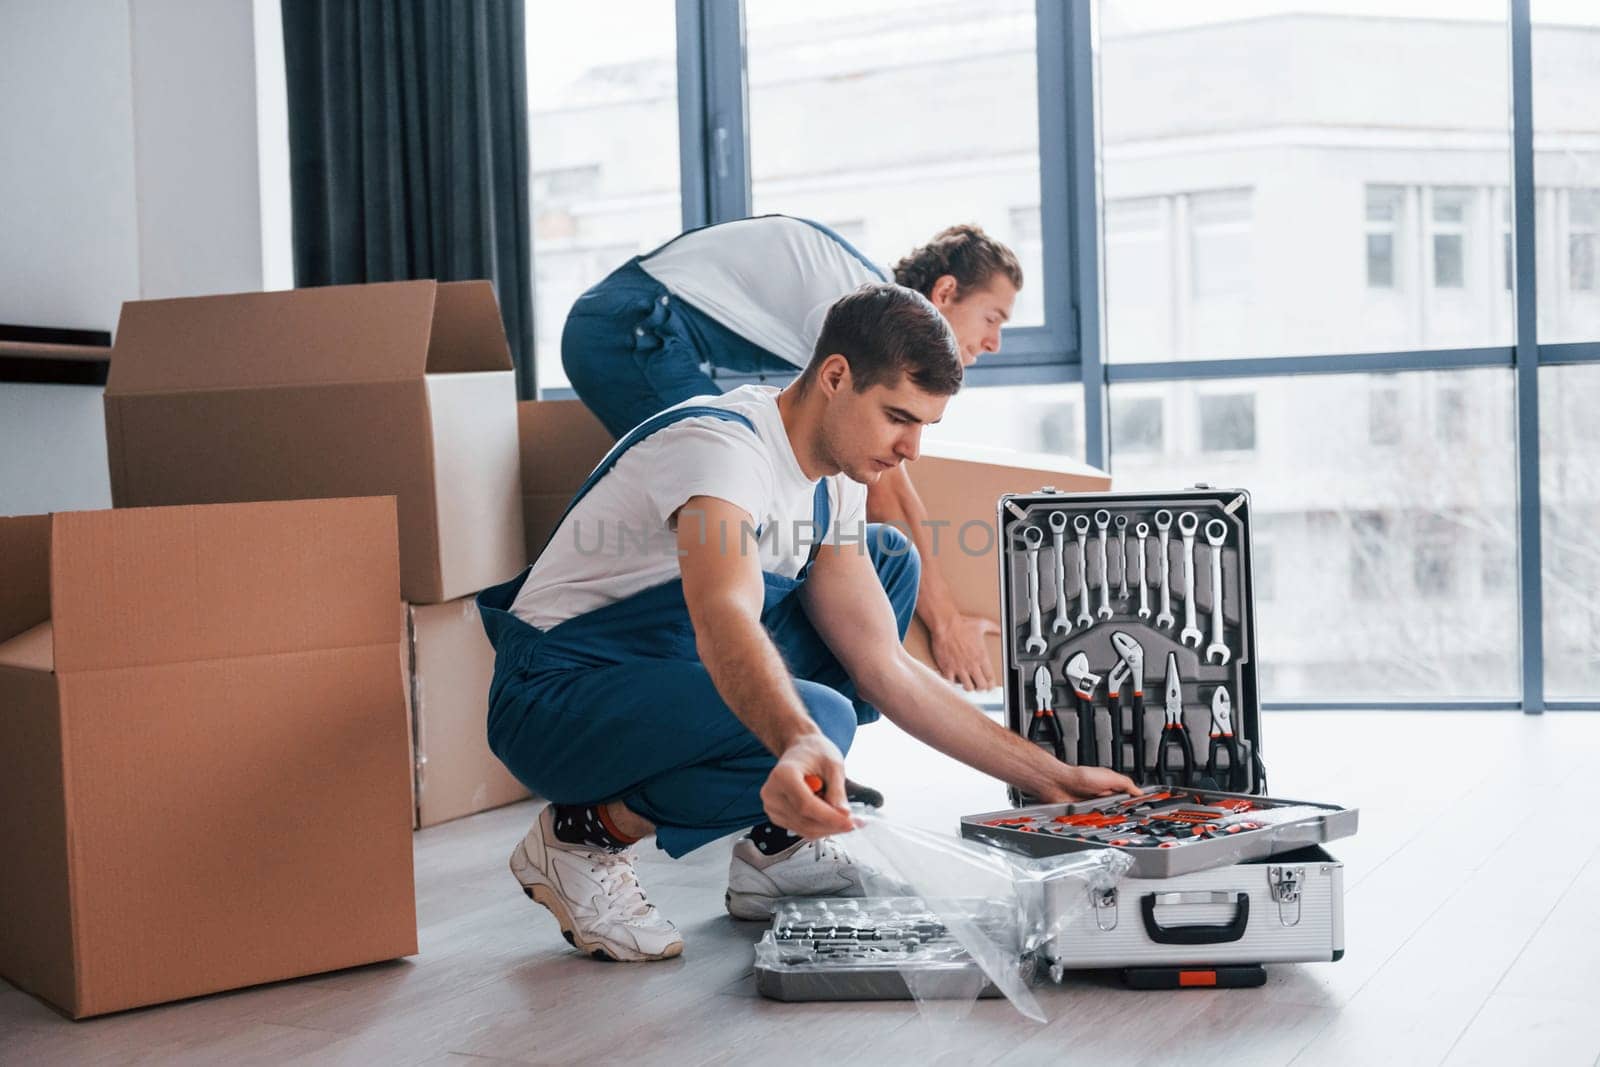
[104,280,525,604]
[901,441,1111,676]
[0,498,417,1019]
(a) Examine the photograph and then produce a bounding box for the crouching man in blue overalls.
[477,284,1139,962]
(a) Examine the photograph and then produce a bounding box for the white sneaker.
[724,836,870,921]
[508,804,684,962]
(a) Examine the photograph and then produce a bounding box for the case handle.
[1140,891,1250,945]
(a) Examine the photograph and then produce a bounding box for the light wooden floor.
[4,711,1599,1066]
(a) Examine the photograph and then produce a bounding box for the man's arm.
[866,464,1000,691]
[676,496,854,837]
[800,541,1140,802]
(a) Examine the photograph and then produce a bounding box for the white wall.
[0,0,141,331]
[0,0,290,517]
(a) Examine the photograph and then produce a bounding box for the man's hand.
[1034,764,1142,804]
[760,733,855,839]
[928,610,1001,691]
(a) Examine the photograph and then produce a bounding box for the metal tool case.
[1042,845,1345,974]
[982,487,1356,981]
[994,487,1265,804]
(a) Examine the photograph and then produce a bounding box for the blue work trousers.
[482,526,920,857]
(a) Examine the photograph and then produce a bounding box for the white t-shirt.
[637,215,886,368]
[511,385,869,631]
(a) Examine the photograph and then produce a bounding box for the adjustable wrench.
[1108,631,1146,780]
[1094,509,1113,620]
[1114,515,1129,600]
[1049,511,1072,635]
[1064,652,1102,767]
[1022,525,1047,656]
[1073,514,1093,629]
[1204,518,1230,665]
[1178,512,1204,649]
[1135,521,1152,620]
[1154,510,1175,630]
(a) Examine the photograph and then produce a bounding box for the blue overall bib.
[560,217,886,439]
[476,403,920,857]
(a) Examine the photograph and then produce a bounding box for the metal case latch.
[1268,866,1304,927]
[1091,885,1119,931]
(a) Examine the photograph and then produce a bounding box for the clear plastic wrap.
[751,808,1133,1022]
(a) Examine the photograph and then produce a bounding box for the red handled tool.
[1064,652,1102,767]
[1026,664,1068,762]
[1205,686,1247,792]
[1156,652,1196,787]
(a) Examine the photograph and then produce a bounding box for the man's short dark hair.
[802,283,963,397]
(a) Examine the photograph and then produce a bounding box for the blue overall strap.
[533,403,757,563]
[801,478,829,575]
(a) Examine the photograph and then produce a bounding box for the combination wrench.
[1134,521,1152,620]
[1094,509,1113,620]
[1178,511,1204,649]
[1049,511,1072,635]
[1114,514,1129,600]
[1153,510,1175,629]
[1073,514,1093,629]
[1022,524,1048,656]
[1204,518,1230,665]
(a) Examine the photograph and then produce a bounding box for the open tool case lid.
[996,486,1266,806]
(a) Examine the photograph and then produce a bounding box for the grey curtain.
[282,0,536,398]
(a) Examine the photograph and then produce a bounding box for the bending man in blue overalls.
[562,217,1020,706]
[478,284,1138,962]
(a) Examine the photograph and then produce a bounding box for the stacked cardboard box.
[103,281,541,832]
[0,498,417,1019]
[104,279,526,604]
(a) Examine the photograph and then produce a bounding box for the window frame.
[531,0,1600,711]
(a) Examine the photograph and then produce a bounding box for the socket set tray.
[996,487,1266,807]
[960,786,1359,879]
[753,898,1003,1002]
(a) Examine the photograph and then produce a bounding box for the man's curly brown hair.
[891,224,1024,300]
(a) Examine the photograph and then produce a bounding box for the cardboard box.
[901,442,1111,674]
[409,596,529,827]
[517,399,614,563]
[104,280,525,604]
[0,498,417,1019]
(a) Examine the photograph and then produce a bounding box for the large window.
[1110,370,1519,701]
[520,3,1600,711]
[527,3,682,390]
[1534,3,1600,343]
[1098,4,1513,361]
[745,0,1046,327]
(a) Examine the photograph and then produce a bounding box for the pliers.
[1026,663,1066,763]
[1205,686,1247,792]
[1063,652,1102,766]
[1108,631,1146,782]
[1156,651,1195,787]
